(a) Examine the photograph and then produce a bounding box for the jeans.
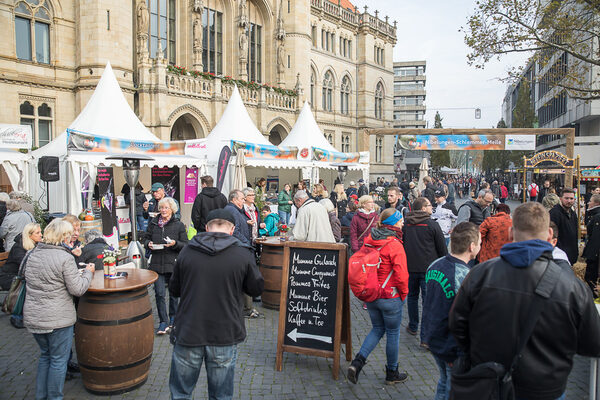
[136,215,147,232]
[155,273,178,324]
[33,325,74,400]
[407,272,427,342]
[358,297,404,370]
[278,210,290,225]
[433,355,452,400]
[170,343,237,400]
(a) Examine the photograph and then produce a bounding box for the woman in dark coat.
[80,229,108,270]
[143,197,188,335]
[0,222,42,290]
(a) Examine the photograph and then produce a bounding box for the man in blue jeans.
[421,222,480,400]
[168,209,264,400]
[402,197,448,349]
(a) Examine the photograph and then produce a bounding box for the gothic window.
[202,6,223,75]
[20,100,53,147]
[14,0,51,64]
[340,75,351,115]
[325,132,334,146]
[244,2,263,83]
[148,0,176,64]
[375,82,384,119]
[310,68,316,108]
[375,136,383,162]
[322,71,333,112]
[342,134,350,152]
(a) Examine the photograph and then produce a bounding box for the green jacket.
[278,190,292,213]
[259,213,280,236]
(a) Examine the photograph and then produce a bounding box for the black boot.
[385,367,408,385]
[347,354,366,384]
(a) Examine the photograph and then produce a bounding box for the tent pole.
[65,160,70,214]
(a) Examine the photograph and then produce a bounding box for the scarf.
[383,224,404,241]
[359,208,376,214]
[158,215,170,228]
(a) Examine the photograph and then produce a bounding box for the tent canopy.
[280,102,337,152]
[205,85,270,163]
[32,61,160,159]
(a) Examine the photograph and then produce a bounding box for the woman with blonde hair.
[24,219,94,399]
[330,184,348,218]
[350,195,379,253]
[348,208,409,385]
[312,183,327,202]
[0,222,42,290]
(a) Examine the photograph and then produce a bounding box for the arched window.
[342,134,350,152]
[340,75,351,115]
[244,2,264,83]
[202,3,223,75]
[147,0,176,64]
[20,100,53,147]
[326,132,334,146]
[322,71,333,112]
[375,82,384,119]
[14,0,52,64]
[310,68,316,108]
[375,136,383,162]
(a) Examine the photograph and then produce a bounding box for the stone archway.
[268,124,288,146]
[170,113,203,140]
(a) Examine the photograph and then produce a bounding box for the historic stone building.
[0,0,397,180]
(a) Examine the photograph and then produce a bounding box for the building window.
[375,136,383,162]
[20,100,53,148]
[394,65,426,76]
[340,75,351,115]
[311,25,317,47]
[310,68,316,108]
[375,83,384,119]
[14,0,51,64]
[342,134,350,152]
[322,71,333,112]
[246,21,262,83]
[394,81,425,91]
[202,7,223,75]
[374,45,384,66]
[325,132,334,146]
[148,0,176,63]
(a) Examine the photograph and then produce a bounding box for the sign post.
[276,241,351,380]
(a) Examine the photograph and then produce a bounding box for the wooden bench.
[0,252,9,268]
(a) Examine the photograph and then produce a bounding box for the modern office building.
[0,0,398,182]
[392,60,427,177]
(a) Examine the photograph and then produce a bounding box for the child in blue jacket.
[259,206,280,237]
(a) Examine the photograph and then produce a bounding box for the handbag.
[1,250,33,315]
[450,259,561,400]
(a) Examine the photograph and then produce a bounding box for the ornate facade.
[0,0,397,179]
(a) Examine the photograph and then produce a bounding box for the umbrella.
[233,151,247,191]
[418,157,429,193]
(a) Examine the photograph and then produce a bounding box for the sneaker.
[156,322,168,335]
[406,327,417,336]
[347,354,366,384]
[385,367,408,385]
[362,303,368,310]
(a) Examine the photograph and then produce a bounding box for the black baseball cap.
[206,209,236,225]
[434,190,445,197]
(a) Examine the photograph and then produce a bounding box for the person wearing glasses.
[456,189,494,227]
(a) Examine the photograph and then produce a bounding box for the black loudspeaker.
[38,156,60,182]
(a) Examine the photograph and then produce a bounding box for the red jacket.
[479,212,512,262]
[362,231,409,300]
[350,210,379,252]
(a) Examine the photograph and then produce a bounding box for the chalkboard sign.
[276,241,350,380]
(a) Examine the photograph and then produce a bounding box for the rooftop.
[327,0,357,12]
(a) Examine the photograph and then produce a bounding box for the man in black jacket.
[191,175,228,233]
[385,186,410,215]
[549,188,578,265]
[456,189,493,226]
[450,202,600,400]
[402,197,448,348]
[169,208,264,400]
[583,194,600,295]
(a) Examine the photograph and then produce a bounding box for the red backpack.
[348,242,393,302]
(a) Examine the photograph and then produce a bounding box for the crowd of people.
[3,171,600,400]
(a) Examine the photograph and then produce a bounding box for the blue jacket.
[259,213,280,237]
[422,254,470,363]
[224,203,251,245]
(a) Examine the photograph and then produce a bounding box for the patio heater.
[335,164,348,184]
[106,154,154,269]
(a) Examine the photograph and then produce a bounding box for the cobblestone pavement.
[0,287,592,400]
[0,197,592,399]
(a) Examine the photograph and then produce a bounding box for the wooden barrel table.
[257,237,286,310]
[75,268,158,395]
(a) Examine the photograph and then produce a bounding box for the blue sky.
[356,0,528,129]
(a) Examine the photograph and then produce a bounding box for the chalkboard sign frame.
[276,241,349,380]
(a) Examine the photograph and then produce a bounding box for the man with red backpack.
[528,181,539,202]
[347,208,409,385]
[499,182,509,204]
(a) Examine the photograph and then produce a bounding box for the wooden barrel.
[80,219,102,240]
[75,287,154,395]
[259,240,285,310]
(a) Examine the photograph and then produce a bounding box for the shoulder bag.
[1,249,34,315]
[449,259,561,400]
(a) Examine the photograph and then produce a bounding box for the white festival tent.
[31,62,205,215]
[0,124,33,192]
[204,85,313,193]
[280,102,369,184]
